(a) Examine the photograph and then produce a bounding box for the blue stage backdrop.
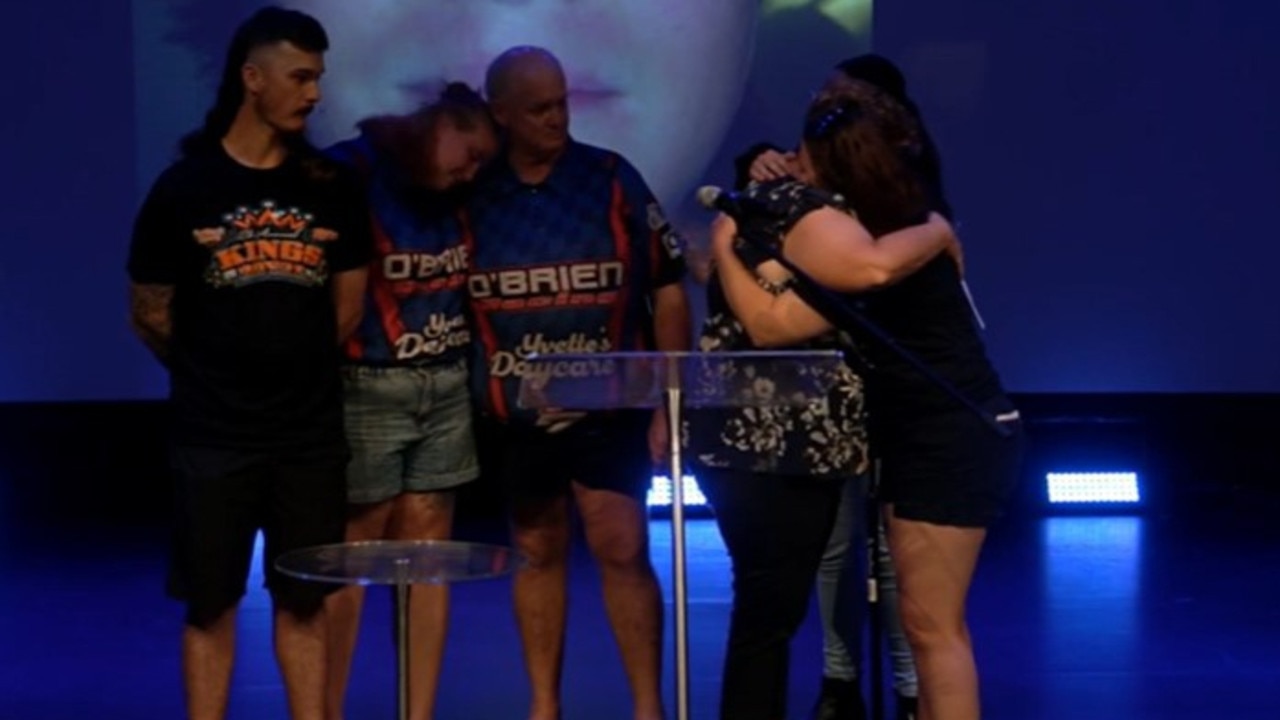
[1,0,1276,402]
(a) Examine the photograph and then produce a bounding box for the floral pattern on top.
[684,178,868,478]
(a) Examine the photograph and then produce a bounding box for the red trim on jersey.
[343,142,408,364]
[460,210,509,419]
[343,332,364,360]
[340,144,376,362]
[607,176,632,349]
[606,176,635,405]
[365,214,410,358]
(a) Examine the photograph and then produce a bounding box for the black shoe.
[811,677,867,720]
[895,693,918,720]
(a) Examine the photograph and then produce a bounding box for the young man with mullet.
[127,7,371,719]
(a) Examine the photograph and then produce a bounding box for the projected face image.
[292,0,760,207]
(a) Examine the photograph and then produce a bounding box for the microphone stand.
[730,218,1012,439]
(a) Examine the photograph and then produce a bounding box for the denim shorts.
[342,361,479,504]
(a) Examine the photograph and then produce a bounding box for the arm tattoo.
[129,283,175,363]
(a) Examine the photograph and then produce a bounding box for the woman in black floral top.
[692,180,869,478]
[687,167,955,718]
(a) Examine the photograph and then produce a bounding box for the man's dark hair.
[177,6,329,157]
[834,54,907,103]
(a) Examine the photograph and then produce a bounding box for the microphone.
[696,185,777,221]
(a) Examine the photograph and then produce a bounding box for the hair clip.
[804,102,859,140]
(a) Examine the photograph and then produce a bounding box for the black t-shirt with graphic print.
[128,145,373,450]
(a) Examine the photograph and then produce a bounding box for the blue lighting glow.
[1046,472,1141,504]
[647,475,708,508]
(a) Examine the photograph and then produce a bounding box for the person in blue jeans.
[813,475,918,720]
[322,83,499,720]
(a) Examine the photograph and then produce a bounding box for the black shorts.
[478,411,654,504]
[168,444,349,628]
[875,396,1025,528]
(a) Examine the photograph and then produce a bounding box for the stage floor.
[2,481,1279,719]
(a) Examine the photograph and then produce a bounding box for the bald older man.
[465,46,691,720]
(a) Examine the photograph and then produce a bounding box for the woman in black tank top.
[709,81,1023,720]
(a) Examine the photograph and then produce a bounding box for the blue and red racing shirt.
[328,134,473,367]
[466,140,686,422]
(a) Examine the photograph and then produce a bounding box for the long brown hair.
[357,82,492,190]
[802,80,930,237]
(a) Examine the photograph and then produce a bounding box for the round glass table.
[276,540,521,720]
